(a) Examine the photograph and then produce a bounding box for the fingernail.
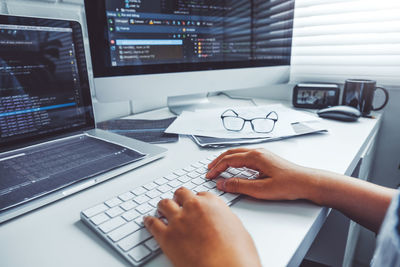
[206,171,212,179]
[143,216,149,225]
[217,179,226,191]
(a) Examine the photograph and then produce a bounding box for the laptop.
[0,15,167,224]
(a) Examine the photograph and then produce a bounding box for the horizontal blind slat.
[292,56,400,66]
[292,44,400,56]
[294,10,400,28]
[293,33,400,46]
[294,22,400,37]
[291,75,400,86]
[291,66,400,76]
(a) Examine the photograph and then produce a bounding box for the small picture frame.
[292,83,340,109]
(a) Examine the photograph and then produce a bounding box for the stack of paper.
[165,104,327,148]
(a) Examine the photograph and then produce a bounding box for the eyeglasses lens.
[223,117,244,131]
[252,118,275,133]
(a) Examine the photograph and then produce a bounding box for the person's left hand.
[144,187,261,267]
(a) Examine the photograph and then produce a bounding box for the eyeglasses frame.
[220,109,279,133]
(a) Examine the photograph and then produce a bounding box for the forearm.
[302,168,397,233]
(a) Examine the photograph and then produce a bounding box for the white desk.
[0,97,381,267]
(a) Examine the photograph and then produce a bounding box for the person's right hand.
[206,148,319,201]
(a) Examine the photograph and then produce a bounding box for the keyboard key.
[219,172,234,179]
[227,168,241,175]
[90,213,109,225]
[99,216,126,233]
[146,189,162,199]
[196,167,208,174]
[131,187,147,196]
[145,238,160,251]
[143,182,157,191]
[173,169,187,176]
[134,195,150,205]
[241,171,254,177]
[160,192,174,199]
[106,206,124,218]
[83,203,108,218]
[128,245,151,262]
[199,159,210,165]
[192,177,205,185]
[122,210,140,221]
[164,173,178,181]
[136,203,153,215]
[178,175,191,183]
[182,181,196,190]
[105,197,122,208]
[148,197,161,208]
[157,184,172,193]
[120,200,138,211]
[135,216,145,227]
[193,185,208,193]
[118,228,152,252]
[198,173,207,180]
[118,192,134,202]
[220,193,240,203]
[168,179,183,188]
[187,171,200,178]
[145,209,159,218]
[191,162,203,168]
[108,221,140,242]
[183,166,196,172]
[154,177,168,185]
[209,188,224,196]
[203,181,217,189]
[208,155,218,161]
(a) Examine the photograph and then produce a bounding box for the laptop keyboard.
[0,135,145,211]
[81,154,258,266]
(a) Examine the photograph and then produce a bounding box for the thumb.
[217,178,266,198]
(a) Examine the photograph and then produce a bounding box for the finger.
[174,187,196,206]
[144,216,167,242]
[217,177,268,199]
[208,148,252,169]
[157,198,180,220]
[207,152,260,179]
[196,191,214,198]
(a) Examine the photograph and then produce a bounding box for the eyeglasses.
[221,109,278,133]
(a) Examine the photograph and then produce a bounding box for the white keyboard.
[80,155,258,266]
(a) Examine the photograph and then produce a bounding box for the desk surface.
[0,97,381,267]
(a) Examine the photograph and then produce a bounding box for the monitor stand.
[167,93,220,115]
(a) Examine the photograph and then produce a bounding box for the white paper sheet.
[165,104,321,139]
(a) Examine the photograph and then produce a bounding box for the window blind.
[290,0,400,86]
[221,0,294,63]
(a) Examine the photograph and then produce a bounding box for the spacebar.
[117,228,152,252]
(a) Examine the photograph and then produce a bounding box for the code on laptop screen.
[0,16,94,151]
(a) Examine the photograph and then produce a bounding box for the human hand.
[144,187,261,267]
[206,148,319,201]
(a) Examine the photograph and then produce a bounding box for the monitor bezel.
[84,0,293,78]
[0,15,95,153]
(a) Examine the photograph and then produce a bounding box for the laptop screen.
[0,15,94,152]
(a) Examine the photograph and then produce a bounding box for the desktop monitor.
[84,0,294,111]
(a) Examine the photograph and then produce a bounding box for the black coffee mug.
[342,79,389,115]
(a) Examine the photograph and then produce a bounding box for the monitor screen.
[86,0,294,77]
[0,15,94,152]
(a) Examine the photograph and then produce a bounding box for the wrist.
[293,166,324,204]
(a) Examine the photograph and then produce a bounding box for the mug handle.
[372,87,389,111]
